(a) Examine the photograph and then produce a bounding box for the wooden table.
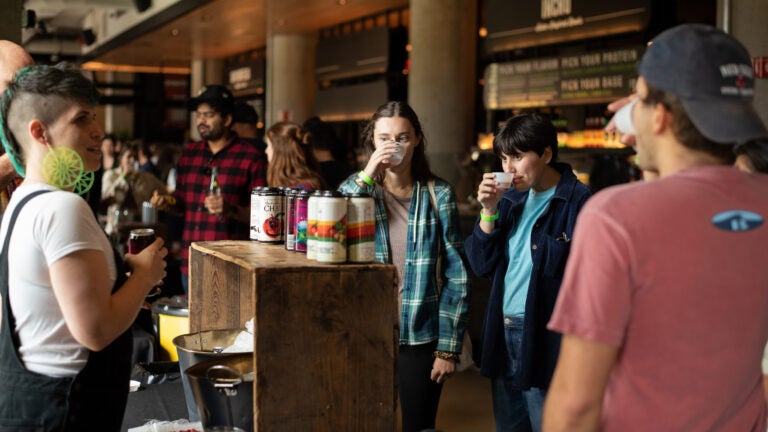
[189,241,398,432]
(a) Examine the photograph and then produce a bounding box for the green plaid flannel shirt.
[339,176,470,353]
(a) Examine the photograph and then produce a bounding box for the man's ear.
[651,103,671,135]
[224,114,233,129]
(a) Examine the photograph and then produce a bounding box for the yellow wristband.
[357,170,374,186]
[480,210,499,222]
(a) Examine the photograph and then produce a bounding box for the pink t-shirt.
[549,166,768,431]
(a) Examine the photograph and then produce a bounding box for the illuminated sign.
[485,0,650,53]
[484,47,641,109]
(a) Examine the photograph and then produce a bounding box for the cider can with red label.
[257,188,284,243]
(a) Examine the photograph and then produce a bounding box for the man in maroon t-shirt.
[544,24,768,431]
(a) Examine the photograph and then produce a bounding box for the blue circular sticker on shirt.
[711,210,764,232]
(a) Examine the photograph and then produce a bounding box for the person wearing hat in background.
[150,85,266,293]
[543,24,768,431]
[303,116,354,189]
[230,101,266,153]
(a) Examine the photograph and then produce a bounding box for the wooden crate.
[189,241,398,432]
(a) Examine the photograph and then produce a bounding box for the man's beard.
[200,124,226,141]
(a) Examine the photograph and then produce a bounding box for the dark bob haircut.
[493,113,558,163]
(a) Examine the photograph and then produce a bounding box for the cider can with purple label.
[294,190,310,253]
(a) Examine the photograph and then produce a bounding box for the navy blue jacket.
[465,162,592,390]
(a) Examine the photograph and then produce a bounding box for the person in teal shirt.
[465,113,592,432]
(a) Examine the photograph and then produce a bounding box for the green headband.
[0,88,26,178]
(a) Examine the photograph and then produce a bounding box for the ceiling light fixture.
[81,61,191,75]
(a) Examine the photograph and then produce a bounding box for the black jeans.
[399,341,443,432]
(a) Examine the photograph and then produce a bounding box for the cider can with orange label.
[315,191,347,263]
[345,193,375,262]
[306,190,324,259]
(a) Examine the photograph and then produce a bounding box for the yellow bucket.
[152,296,190,361]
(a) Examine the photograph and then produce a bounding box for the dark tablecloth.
[121,380,188,431]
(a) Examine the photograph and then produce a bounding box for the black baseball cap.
[187,85,235,114]
[638,24,767,144]
[232,101,259,125]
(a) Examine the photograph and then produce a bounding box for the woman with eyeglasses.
[338,101,471,432]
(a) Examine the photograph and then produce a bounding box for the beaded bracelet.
[357,170,374,186]
[480,209,499,222]
[433,350,460,362]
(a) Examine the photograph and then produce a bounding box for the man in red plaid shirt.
[152,85,266,291]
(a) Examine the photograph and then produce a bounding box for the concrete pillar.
[188,58,226,140]
[719,0,768,128]
[102,71,135,138]
[409,0,477,189]
[1,0,22,42]
[204,59,224,86]
[265,33,316,128]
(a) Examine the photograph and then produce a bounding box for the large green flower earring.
[73,171,94,195]
[42,147,93,195]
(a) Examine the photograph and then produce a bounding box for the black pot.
[173,329,245,422]
[185,353,254,432]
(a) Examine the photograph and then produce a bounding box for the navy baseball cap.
[187,85,235,114]
[638,24,767,144]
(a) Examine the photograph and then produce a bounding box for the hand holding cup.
[476,172,509,213]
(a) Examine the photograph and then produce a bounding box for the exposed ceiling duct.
[21,0,153,62]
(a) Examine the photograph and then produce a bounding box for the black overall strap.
[0,190,52,354]
[0,189,133,432]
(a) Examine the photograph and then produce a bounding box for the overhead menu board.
[483,47,641,109]
[485,0,651,53]
[225,49,266,96]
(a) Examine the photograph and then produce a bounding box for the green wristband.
[357,170,374,186]
[480,210,499,222]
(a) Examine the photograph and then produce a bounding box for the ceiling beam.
[24,0,134,8]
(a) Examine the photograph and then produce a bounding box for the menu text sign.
[484,47,640,109]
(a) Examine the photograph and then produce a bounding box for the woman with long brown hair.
[338,101,470,432]
[265,121,325,190]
